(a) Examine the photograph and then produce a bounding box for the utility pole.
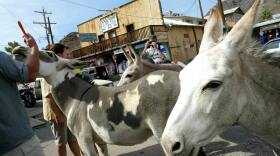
[47,17,54,44]
[33,9,56,47]
[197,0,204,21]
[217,0,226,25]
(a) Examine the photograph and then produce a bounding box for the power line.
[0,2,42,42]
[57,0,162,20]
[57,0,110,12]
[34,8,56,46]
[182,0,197,15]
[198,0,205,21]
[208,0,217,5]
[116,12,162,20]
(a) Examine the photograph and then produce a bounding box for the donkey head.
[12,46,82,86]
[161,0,262,155]
[117,45,143,86]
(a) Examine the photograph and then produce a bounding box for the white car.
[91,79,113,87]
[264,38,280,54]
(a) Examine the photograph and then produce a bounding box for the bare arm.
[141,41,150,57]
[152,42,165,60]
[155,48,165,59]
[45,93,66,126]
[24,34,39,82]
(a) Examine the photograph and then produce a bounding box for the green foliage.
[260,9,272,22]
[4,41,20,53]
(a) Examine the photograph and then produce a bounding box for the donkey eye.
[126,74,133,78]
[202,80,222,91]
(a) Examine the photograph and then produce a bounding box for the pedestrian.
[42,43,82,156]
[142,35,167,64]
[0,34,44,156]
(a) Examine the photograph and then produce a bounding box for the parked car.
[19,83,36,107]
[83,65,109,80]
[91,79,114,87]
[34,78,43,100]
[264,38,280,54]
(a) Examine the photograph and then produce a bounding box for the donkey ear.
[121,47,133,65]
[127,44,140,64]
[199,9,223,53]
[56,60,71,71]
[222,0,261,50]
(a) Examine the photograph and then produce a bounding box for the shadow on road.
[205,126,278,156]
[119,144,164,156]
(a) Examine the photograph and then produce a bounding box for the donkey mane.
[246,42,280,68]
[241,41,280,93]
[212,38,280,68]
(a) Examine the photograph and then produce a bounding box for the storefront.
[113,41,172,74]
[254,18,280,45]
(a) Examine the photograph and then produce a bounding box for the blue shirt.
[0,51,34,155]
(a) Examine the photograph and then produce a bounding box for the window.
[184,34,189,38]
[264,39,280,50]
[98,34,105,41]
[126,24,135,33]
[108,30,117,39]
[183,19,192,23]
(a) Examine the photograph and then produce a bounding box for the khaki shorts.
[50,121,77,146]
[2,135,44,156]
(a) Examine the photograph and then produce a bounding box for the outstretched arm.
[45,93,66,127]
[24,34,39,82]
[141,41,150,57]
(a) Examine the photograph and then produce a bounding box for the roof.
[163,18,202,27]
[204,7,242,19]
[163,15,204,21]
[254,18,280,28]
[205,0,255,16]
[224,7,240,15]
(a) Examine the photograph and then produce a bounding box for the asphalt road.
[29,101,279,156]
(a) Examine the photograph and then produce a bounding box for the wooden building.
[73,0,203,76]
[59,32,80,51]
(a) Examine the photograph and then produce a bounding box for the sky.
[0,0,216,51]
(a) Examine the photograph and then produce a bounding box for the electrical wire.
[182,0,197,15]
[0,2,42,42]
[57,0,162,20]
[58,0,110,12]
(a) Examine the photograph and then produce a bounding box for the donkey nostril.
[172,142,181,152]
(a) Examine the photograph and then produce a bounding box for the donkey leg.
[76,136,97,156]
[74,124,98,156]
[95,143,108,156]
[145,117,165,142]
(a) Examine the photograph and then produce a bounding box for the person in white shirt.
[142,35,166,64]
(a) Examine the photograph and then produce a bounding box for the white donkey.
[161,0,280,155]
[117,45,183,86]
[12,47,182,156]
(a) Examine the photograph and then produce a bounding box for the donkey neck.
[239,53,280,147]
[51,76,93,115]
[45,69,76,87]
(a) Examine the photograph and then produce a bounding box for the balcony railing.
[73,25,167,58]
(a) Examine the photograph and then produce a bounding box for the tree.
[4,41,20,53]
[260,9,272,22]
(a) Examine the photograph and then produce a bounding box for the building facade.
[59,32,80,51]
[73,0,203,77]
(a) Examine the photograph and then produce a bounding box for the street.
[27,101,278,156]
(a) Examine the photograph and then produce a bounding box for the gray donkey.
[12,47,184,156]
